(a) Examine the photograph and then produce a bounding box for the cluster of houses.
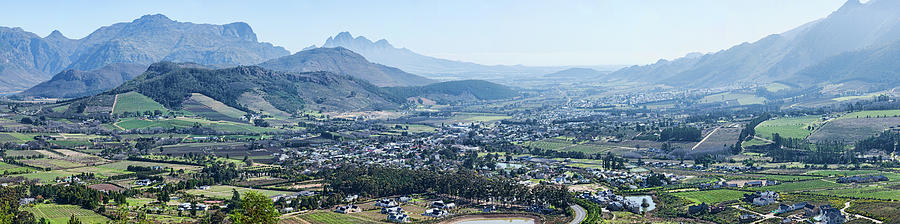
[578,190,648,214]
[743,191,779,206]
[698,179,777,189]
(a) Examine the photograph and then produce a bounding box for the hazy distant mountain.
[0,14,289,93]
[258,47,434,87]
[0,27,74,92]
[319,32,573,78]
[792,39,900,90]
[20,63,148,98]
[109,62,401,113]
[543,68,608,78]
[609,0,900,89]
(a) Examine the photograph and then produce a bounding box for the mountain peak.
[45,30,68,39]
[134,14,172,23]
[836,0,862,12]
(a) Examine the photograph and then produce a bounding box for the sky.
[0,0,847,66]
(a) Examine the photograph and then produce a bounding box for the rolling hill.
[19,63,148,98]
[258,47,433,87]
[108,62,402,113]
[385,80,518,104]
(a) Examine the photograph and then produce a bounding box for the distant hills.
[110,62,401,113]
[20,63,147,98]
[258,47,433,87]
[609,0,900,91]
[317,32,581,79]
[543,68,608,78]
[0,14,289,93]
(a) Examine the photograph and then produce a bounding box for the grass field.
[113,91,168,114]
[808,186,900,201]
[23,204,110,224]
[750,180,844,193]
[19,158,84,169]
[297,211,379,224]
[0,162,37,173]
[839,109,900,119]
[672,189,747,204]
[763,83,791,92]
[13,170,77,183]
[755,116,821,140]
[808,117,900,143]
[700,93,765,105]
[185,185,293,199]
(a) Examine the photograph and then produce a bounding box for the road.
[691,126,721,150]
[568,204,586,224]
[841,201,882,224]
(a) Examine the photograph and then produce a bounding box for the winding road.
[569,205,586,224]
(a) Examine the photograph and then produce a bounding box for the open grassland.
[755,115,821,140]
[19,158,84,169]
[0,133,23,143]
[764,83,792,92]
[4,150,45,157]
[522,139,573,151]
[846,200,900,223]
[113,91,168,114]
[808,117,900,143]
[23,204,111,224]
[297,211,380,224]
[700,92,765,105]
[185,185,293,199]
[672,189,747,204]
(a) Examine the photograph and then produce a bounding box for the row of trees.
[325,165,572,210]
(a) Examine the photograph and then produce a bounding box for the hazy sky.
[0,0,847,66]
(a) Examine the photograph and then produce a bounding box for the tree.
[229,191,279,224]
[67,214,82,224]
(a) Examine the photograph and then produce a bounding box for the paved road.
[568,204,586,224]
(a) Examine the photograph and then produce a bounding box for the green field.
[672,189,747,204]
[751,180,844,193]
[98,160,201,171]
[755,115,821,140]
[182,93,246,122]
[113,91,168,114]
[809,186,900,201]
[13,170,77,183]
[805,170,882,177]
[115,117,274,133]
[839,110,900,119]
[297,211,379,224]
[23,204,110,224]
[522,139,573,151]
[0,162,36,173]
[699,93,765,105]
[763,83,791,92]
[185,185,293,199]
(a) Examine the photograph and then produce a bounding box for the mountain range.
[0,14,289,93]
[316,32,583,79]
[609,0,900,91]
[258,47,433,87]
[19,63,147,98]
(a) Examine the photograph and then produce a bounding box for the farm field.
[839,109,900,119]
[805,170,882,177]
[297,211,380,224]
[182,93,246,122]
[692,126,740,153]
[19,158,84,169]
[699,93,765,105]
[13,170,77,183]
[754,115,821,140]
[113,91,169,114]
[23,204,111,224]
[451,112,511,122]
[185,185,293,199]
[115,117,275,133]
[0,162,36,173]
[750,180,844,193]
[672,189,747,204]
[98,160,201,171]
[807,117,900,143]
[808,186,900,201]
